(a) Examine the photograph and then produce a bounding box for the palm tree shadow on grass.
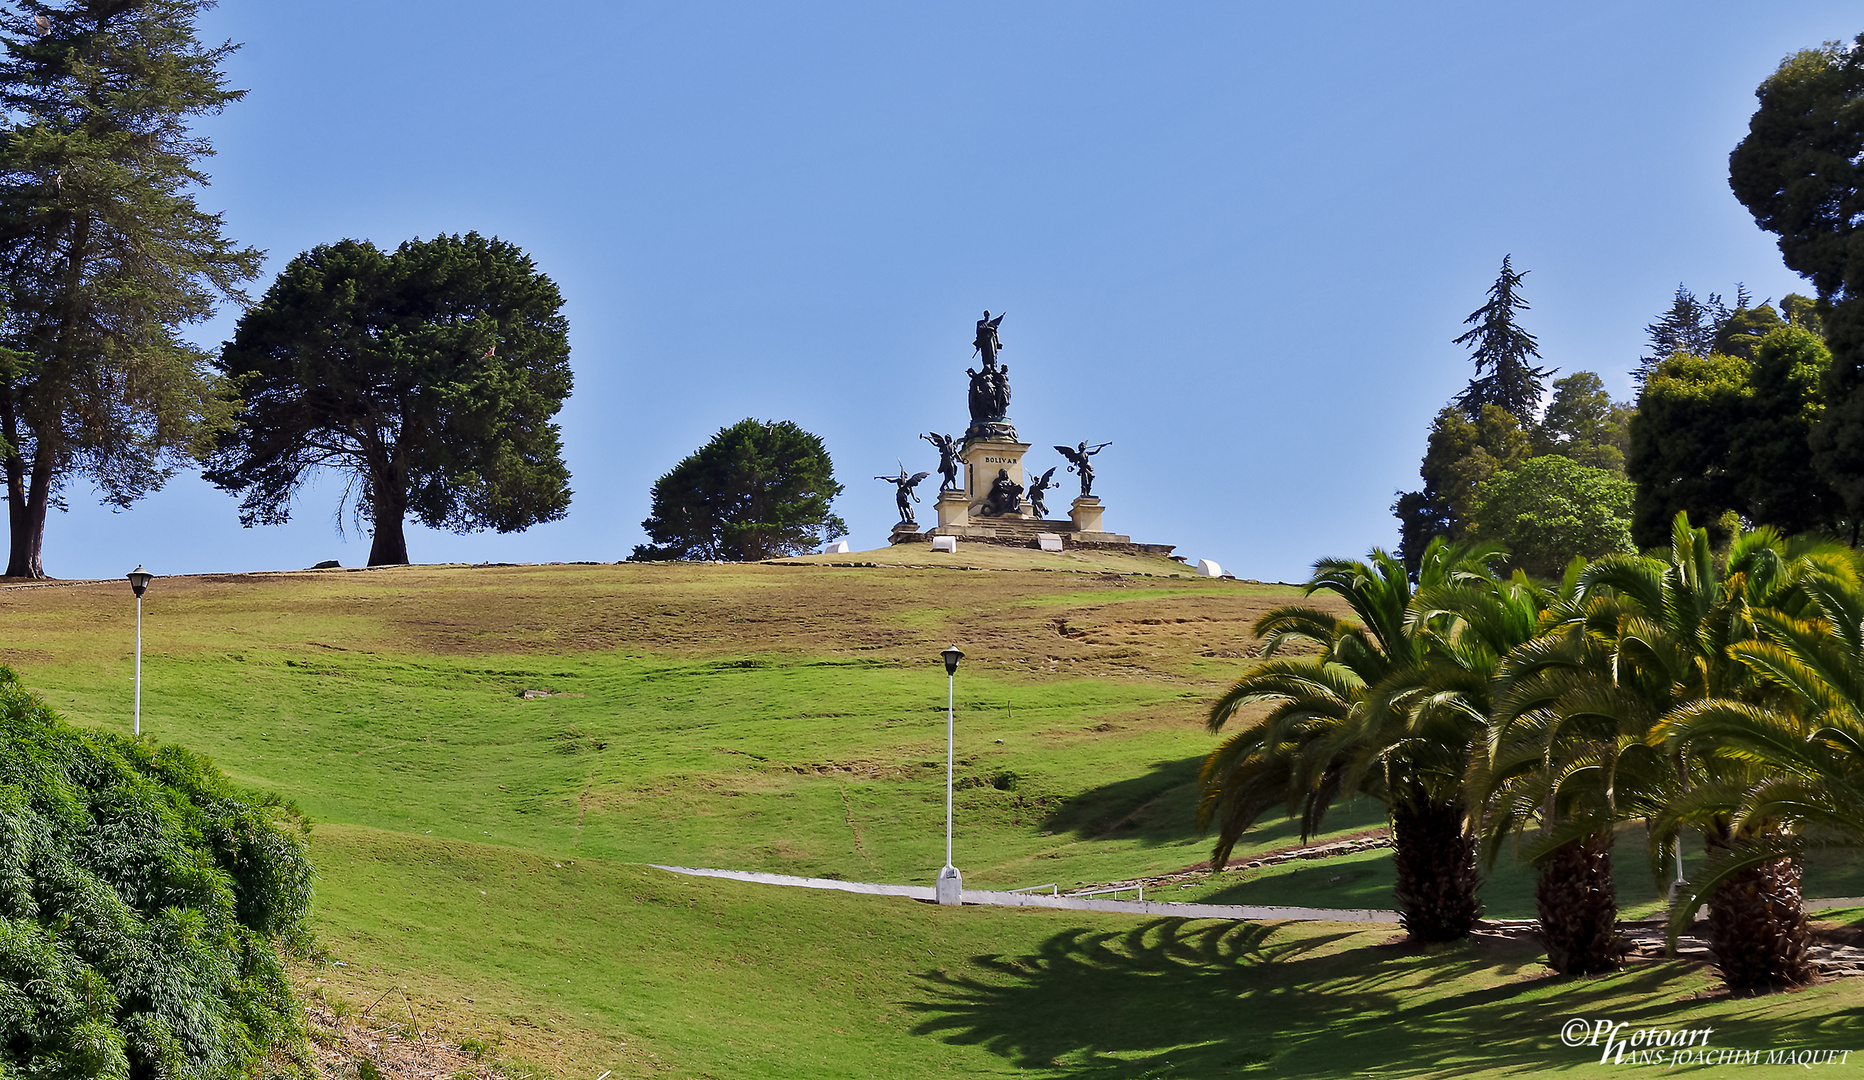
[906,919,1864,1078]
[1039,757,1203,847]
[1040,757,1387,856]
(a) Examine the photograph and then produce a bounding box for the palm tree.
[1650,563,1864,989]
[1198,540,1502,942]
[1494,514,1846,987]
[1484,578,1679,975]
[1480,514,1849,982]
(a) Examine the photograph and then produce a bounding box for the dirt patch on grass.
[304,996,494,1079]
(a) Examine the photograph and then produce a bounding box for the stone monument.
[912,312,1164,555]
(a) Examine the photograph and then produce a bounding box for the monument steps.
[933,516,1076,540]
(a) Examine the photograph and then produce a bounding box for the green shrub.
[0,666,314,1077]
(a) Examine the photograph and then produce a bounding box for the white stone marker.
[1037,533,1063,552]
[1196,558,1223,577]
[931,535,958,553]
[824,540,850,554]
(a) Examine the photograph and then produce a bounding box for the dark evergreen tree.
[205,234,574,565]
[1627,353,1750,549]
[1733,325,1839,534]
[1626,326,1840,547]
[0,0,260,578]
[1635,285,1720,384]
[632,419,846,561]
[1730,34,1864,536]
[1452,256,1553,421]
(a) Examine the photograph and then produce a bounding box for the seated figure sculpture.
[980,468,1023,517]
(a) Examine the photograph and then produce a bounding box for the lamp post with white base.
[936,645,964,906]
[126,566,153,737]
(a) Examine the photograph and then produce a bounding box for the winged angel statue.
[1026,466,1059,518]
[1054,441,1111,498]
[877,467,932,526]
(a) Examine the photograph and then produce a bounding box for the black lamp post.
[938,645,964,905]
[126,566,153,736]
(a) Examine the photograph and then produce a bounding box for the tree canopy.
[1638,285,1722,382]
[1469,455,1634,579]
[1626,350,1752,548]
[1628,326,1839,547]
[0,0,258,578]
[1729,35,1864,327]
[1532,372,1633,472]
[205,234,574,566]
[1394,405,1528,571]
[632,419,846,562]
[1730,34,1864,537]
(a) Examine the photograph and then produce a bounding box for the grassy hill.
[5,552,1863,1077]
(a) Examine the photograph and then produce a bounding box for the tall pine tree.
[1396,257,1551,570]
[1452,255,1553,421]
[0,0,258,578]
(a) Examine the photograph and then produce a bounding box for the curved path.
[649,864,1399,922]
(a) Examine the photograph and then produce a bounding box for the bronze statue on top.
[1054,441,1111,498]
[964,311,1015,442]
[973,310,1004,366]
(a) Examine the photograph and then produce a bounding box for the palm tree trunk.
[1391,801,1482,942]
[1704,826,1813,990]
[1535,830,1619,974]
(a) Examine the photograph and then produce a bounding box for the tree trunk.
[1705,827,1813,991]
[1535,831,1620,974]
[367,495,409,566]
[4,443,50,579]
[1390,801,1483,943]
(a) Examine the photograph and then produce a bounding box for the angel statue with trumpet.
[1054,441,1111,498]
[876,465,932,526]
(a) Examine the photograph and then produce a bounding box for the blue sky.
[36,1,1864,582]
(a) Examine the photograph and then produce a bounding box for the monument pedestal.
[889,521,924,545]
[962,438,1031,520]
[935,489,970,529]
[1070,496,1105,534]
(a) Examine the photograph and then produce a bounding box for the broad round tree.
[1470,455,1634,580]
[206,234,574,565]
[632,419,846,561]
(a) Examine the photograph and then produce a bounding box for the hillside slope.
[12,556,1857,1078]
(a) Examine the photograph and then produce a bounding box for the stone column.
[935,489,970,529]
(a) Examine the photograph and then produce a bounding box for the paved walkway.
[648,865,1400,922]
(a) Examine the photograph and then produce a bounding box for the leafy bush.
[0,666,313,1077]
[1470,455,1635,579]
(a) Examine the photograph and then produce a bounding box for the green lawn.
[7,559,1863,1077]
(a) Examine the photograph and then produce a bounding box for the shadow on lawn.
[906,918,1863,1078]
[1041,757,1389,858]
[1039,757,1201,846]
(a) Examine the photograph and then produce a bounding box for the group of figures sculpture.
[877,312,1109,528]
